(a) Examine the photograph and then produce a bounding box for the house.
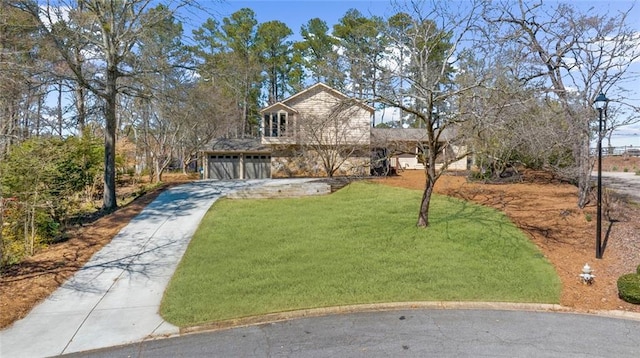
[200,83,467,179]
[202,83,374,179]
[261,83,374,177]
[370,128,469,173]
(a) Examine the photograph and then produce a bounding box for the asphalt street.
[62,309,640,357]
[600,171,640,204]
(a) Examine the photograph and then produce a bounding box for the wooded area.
[1,0,639,264]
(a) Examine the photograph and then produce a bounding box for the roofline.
[260,102,299,114]
[202,149,271,154]
[279,82,376,114]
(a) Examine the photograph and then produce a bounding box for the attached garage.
[202,138,271,180]
[244,154,271,179]
[207,154,240,179]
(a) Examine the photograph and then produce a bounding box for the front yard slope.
[161,182,560,327]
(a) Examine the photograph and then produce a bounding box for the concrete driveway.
[600,171,640,204]
[1,179,318,357]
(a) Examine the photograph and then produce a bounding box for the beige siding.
[286,87,371,147]
[445,145,468,170]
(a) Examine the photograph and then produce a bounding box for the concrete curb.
[178,301,640,336]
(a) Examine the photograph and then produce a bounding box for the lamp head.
[594,92,609,110]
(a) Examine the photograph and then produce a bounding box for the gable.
[278,83,375,114]
[260,102,298,114]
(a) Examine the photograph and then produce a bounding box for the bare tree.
[485,0,640,208]
[298,98,372,178]
[0,2,43,156]
[375,0,482,227]
[177,82,230,174]
[15,0,194,211]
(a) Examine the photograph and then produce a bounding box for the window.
[279,113,287,136]
[264,111,291,137]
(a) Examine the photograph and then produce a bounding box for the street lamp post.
[594,92,609,259]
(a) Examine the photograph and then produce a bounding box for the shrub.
[617,273,640,304]
[0,136,103,267]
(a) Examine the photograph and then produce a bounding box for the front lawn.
[161,181,560,327]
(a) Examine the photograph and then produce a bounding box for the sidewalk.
[0,180,278,357]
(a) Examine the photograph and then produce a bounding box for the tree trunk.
[154,155,164,183]
[0,189,5,267]
[417,125,438,228]
[102,66,118,212]
[35,95,41,137]
[75,86,86,136]
[576,134,593,208]
[417,169,435,227]
[73,4,85,136]
[57,83,63,137]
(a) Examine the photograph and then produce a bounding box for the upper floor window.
[264,112,291,137]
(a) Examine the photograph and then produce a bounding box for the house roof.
[261,82,375,114]
[259,102,298,114]
[202,137,270,153]
[370,127,457,144]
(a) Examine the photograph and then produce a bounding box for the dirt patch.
[1,166,639,329]
[602,155,640,172]
[374,168,640,313]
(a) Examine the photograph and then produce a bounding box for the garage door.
[208,155,240,179]
[244,155,271,179]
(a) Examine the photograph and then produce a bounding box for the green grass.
[161,182,561,327]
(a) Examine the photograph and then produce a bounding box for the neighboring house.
[201,83,467,179]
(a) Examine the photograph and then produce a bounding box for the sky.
[204,0,397,38]
[188,0,640,147]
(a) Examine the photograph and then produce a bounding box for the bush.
[617,273,640,304]
[0,136,103,267]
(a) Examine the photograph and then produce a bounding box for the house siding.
[260,83,373,177]
[285,87,371,146]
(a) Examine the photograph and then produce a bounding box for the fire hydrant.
[579,264,595,285]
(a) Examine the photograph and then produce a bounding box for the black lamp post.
[594,92,608,259]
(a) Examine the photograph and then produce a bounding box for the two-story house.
[200,82,467,179]
[201,83,374,179]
